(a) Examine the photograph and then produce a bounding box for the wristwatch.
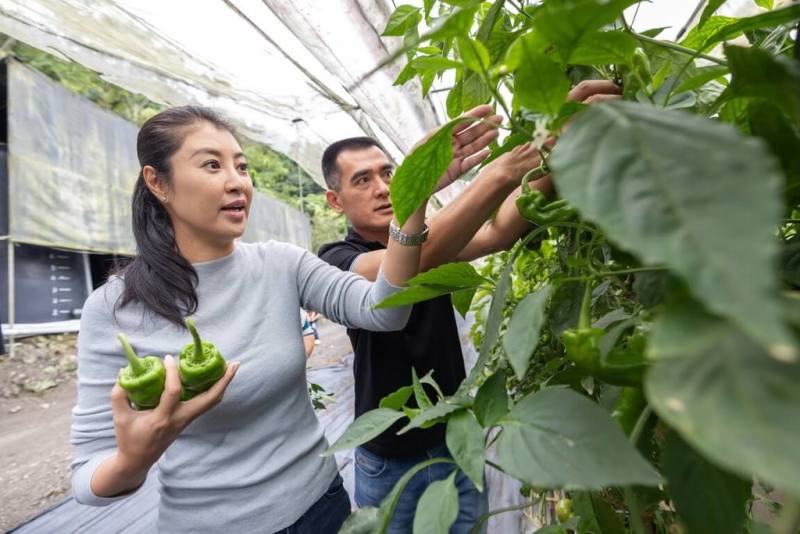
[389,219,429,246]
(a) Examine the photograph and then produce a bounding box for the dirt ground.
[0,321,352,532]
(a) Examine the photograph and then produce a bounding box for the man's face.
[326,146,395,235]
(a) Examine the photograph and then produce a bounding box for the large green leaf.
[680,16,739,50]
[456,37,490,74]
[382,5,422,37]
[513,51,569,116]
[661,431,752,534]
[390,119,459,226]
[533,0,638,63]
[572,491,626,534]
[411,56,464,73]
[698,0,727,27]
[646,303,800,498]
[747,101,800,206]
[412,367,434,409]
[472,371,509,427]
[690,4,800,52]
[323,408,405,455]
[458,255,514,393]
[550,100,795,359]
[377,457,455,534]
[451,287,477,318]
[412,471,459,534]
[495,387,660,488]
[410,261,486,288]
[379,385,414,410]
[503,285,552,380]
[549,282,583,337]
[568,31,637,66]
[398,398,465,433]
[674,65,730,94]
[726,44,800,123]
[446,410,486,491]
[339,507,381,534]
[375,285,453,309]
[376,262,485,311]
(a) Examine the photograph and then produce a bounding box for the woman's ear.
[143,165,169,203]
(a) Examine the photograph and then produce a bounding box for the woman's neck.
[174,228,236,264]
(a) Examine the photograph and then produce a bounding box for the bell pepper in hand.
[179,318,227,400]
[117,333,166,410]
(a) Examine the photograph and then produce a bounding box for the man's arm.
[456,175,553,261]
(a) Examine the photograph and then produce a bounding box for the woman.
[70,106,429,533]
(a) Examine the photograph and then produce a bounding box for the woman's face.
[154,121,253,251]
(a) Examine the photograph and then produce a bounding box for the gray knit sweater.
[70,241,410,532]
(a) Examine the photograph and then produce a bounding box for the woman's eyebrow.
[190,148,245,159]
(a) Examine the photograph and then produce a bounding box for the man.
[318,81,621,532]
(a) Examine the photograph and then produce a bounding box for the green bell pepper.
[117,333,166,410]
[561,284,647,387]
[179,318,227,400]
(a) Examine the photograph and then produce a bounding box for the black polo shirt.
[318,229,466,458]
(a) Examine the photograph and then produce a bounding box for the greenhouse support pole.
[298,162,304,215]
[7,238,14,359]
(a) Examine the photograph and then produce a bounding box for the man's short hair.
[321,137,385,190]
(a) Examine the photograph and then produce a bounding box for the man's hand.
[567,80,622,105]
[480,141,547,187]
[409,105,502,193]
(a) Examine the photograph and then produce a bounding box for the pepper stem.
[579,282,592,330]
[185,318,203,364]
[117,333,145,375]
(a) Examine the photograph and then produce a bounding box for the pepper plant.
[329,1,800,533]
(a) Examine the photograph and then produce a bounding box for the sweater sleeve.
[70,279,142,506]
[277,242,411,331]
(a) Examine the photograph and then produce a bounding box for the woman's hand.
[91,355,239,497]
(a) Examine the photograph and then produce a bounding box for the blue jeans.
[277,473,350,533]
[354,444,488,534]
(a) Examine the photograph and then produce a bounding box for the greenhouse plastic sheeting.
[7,60,310,253]
[0,0,440,188]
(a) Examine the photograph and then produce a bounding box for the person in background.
[318,81,622,533]
[306,309,321,346]
[302,309,315,358]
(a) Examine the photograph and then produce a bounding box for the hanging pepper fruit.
[117,333,166,410]
[516,188,576,226]
[561,284,646,386]
[562,281,604,369]
[611,387,647,437]
[599,330,648,386]
[179,318,227,401]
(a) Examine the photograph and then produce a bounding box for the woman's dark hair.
[116,106,238,327]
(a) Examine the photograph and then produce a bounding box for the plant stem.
[557,266,668,283]
[630,30,727,66]
[117,333,145,375]
[624,487,647,534]
[485,459,505,472]
[470,500,537,534]
[630,406,653,446]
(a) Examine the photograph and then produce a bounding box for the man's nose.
[374,177,390,196]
